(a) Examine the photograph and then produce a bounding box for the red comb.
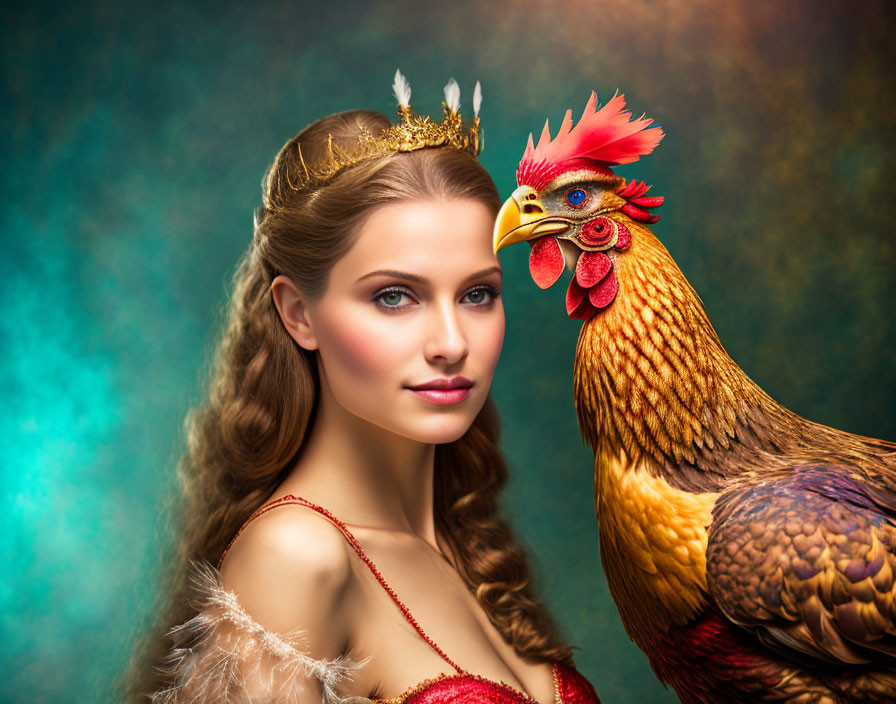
[517,91,664,190]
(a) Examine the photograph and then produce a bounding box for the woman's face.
[304,198,504,445]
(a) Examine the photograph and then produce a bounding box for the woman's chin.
[378,408,482,446]
[397,417,478,445]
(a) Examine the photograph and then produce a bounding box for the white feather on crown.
[267,71,483,203]
[392,69,411,107]
[443,77,460,113]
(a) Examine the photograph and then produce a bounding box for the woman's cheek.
[316,306,410,383]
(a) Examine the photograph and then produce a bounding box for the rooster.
[493,92,896,703]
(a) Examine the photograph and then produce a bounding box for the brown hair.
[125,109,573,701]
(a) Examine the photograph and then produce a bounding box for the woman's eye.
[566,187,588,208]
[374,288,415,309]
[462,286,498,306]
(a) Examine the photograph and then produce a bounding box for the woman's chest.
[337,533,558,704]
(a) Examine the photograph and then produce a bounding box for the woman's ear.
[271,275,319,350]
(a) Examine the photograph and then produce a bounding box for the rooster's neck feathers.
[573,223,892,490]
[575,223,764,472]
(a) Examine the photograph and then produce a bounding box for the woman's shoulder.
[219,500,355,632]
[153,559,368,704]
[150,506,367,703]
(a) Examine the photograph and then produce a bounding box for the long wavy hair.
[125,109,574,701]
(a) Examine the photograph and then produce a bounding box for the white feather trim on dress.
[149,561,372,704]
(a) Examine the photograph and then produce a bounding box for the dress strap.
[217,494,466,675]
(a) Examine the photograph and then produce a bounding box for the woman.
[127,75,601,703]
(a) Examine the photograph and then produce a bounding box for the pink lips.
[407,376,473,405]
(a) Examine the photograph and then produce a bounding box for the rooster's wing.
[707,463,896,667]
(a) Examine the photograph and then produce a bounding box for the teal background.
[3,1,894,701]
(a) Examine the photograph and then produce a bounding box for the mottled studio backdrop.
[2,1,895,701]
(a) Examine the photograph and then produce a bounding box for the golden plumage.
[494,90,896,701]
[569,219,896,701]
[595,449,717,643]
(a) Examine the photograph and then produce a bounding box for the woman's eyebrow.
[356,266,502,285]
[464,266,503,282]
[356,269,426,284]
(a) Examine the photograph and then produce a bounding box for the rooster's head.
[493,92,665,321]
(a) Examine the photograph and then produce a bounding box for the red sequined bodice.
[219,495,601,704]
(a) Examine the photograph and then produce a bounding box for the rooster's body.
[494,93,896,703]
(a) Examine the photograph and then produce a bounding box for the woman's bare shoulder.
[152,509,367,703]
[219,502,354,636]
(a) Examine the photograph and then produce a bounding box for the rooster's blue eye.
[566,188,588,207]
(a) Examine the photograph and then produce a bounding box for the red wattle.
[589,270,619,308]
[528,236,565,289]
[575,251,612,288]
[569,299,598,320]
[567,270,614,321]
[568,293,598,320]
[566,277,588,315]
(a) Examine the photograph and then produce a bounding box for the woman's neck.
[279,380,439,548]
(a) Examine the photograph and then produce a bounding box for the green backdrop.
[3,1,894,702]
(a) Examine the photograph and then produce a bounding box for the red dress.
[218,495,602,704]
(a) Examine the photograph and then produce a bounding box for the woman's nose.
[424,299,469,365]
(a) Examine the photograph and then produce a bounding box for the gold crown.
[289,70,483,192]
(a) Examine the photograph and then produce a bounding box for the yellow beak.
[492,185,571,253]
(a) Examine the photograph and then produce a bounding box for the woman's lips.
[407,377,473,405]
